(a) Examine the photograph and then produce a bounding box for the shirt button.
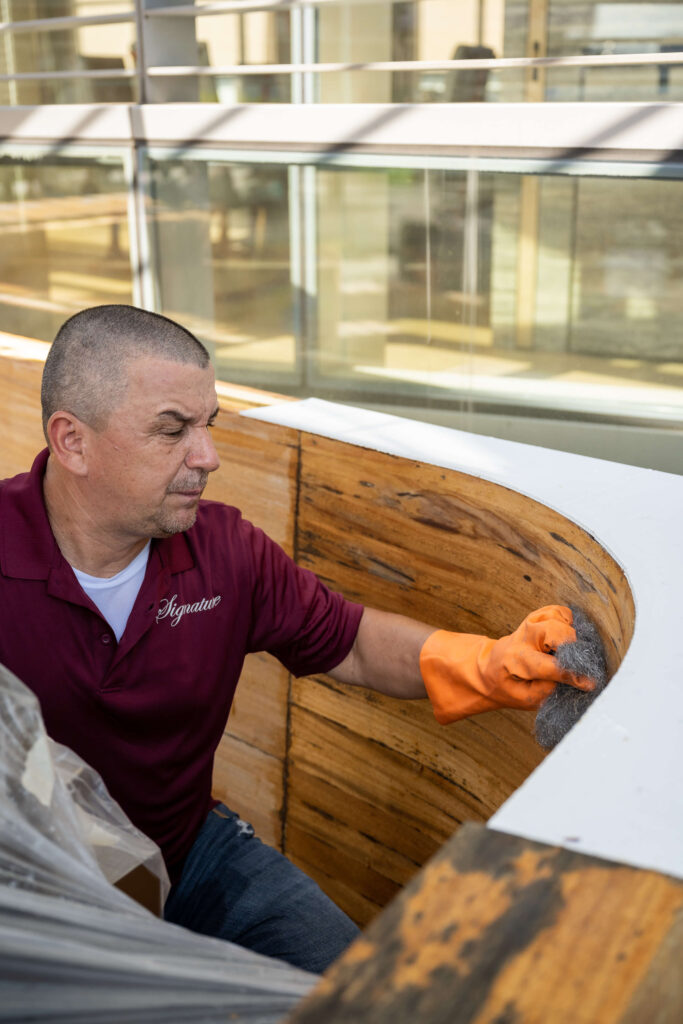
[101,633,112,645]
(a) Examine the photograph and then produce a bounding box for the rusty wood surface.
[288,823,683,1024]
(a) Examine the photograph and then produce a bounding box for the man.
[0,305,593,973]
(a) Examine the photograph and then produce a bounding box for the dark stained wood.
[287,823,683,1024]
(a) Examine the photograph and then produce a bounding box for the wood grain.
[204,412,299,851]
[296,433,633,670]
[287,823,683,1024]
[211,733,283,849]
[0,337,638,928]
[0,338,299,854]
[285,431,634,923]
[0,338,48,477]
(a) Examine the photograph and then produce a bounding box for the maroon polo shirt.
[0,450,364,882]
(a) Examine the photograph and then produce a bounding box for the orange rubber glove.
[420,605,596,724]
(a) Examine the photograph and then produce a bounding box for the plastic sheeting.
[0,663,317,1022]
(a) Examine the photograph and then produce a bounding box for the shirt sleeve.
[243,519,364,677]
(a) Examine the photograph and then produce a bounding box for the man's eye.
[164,428,185,438]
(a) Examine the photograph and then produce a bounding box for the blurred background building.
[0,1,681,473]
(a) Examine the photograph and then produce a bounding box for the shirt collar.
[0,448,195,580]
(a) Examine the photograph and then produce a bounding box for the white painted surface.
[1,102,682,162]
[243,398,683,880]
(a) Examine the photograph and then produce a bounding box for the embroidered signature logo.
[156,594,221,628]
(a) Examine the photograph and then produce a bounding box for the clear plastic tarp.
[0,662,316,1022]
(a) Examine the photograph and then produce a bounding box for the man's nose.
[186,427,220,473]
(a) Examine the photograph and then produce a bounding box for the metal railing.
[2,2,683,90]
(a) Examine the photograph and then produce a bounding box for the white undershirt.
[73,542,151,642]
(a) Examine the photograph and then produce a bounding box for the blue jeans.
[163,803,360,973]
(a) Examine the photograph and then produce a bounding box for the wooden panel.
[286,680,543,927]
[212,733,283,849]
[297,433,632,668]
[0,338,48,478]
[287,823,683,1024]
[0,337,299,855]
[284,432,635,923]
[224,650,288,758]
[203,410,300,851]
[204,410,299,554]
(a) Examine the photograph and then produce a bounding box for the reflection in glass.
[314,165,683,425]
[316,0,683,103]
[0,2,136,105]
[0,154,132,341]
[316,0,511,103]
[193,9,291,103]
[146,158,294,381]
[2,1,682,105]
[143,152,683,432]
[544,0,683,102]
[314,166,516,406]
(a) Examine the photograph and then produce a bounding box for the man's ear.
[46,411,90,477]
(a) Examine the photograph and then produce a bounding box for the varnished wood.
[0,335,48,477]
[0,338,299,854]
[287,823,683,1024]
[0,335,636,921]
[296,433,632,670]
[285,431,633,923]
[211,733,284,849]
[202,414,300,851]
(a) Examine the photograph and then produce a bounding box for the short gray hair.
[41,305,210,440]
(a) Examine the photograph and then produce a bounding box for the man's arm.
[328,605,596,723]
[328,607,433,699]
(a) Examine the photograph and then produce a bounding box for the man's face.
[83,356,220,540]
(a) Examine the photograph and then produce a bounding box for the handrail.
[0,13,135,33]
[146,51,683,77]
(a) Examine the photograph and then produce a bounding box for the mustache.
[167,473,209,494]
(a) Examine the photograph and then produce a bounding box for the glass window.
[313,164,683,425]
[141,151,683,433]
[0,2,136,105]
[316,0,522,104]
[2,2,682,105]
[0,151,133,341]
[192,7,292,103]
[145,155,296,383]
[544,0,683,102]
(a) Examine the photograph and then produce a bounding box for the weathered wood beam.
[287,822,683,1024]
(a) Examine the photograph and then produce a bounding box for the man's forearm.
[327,604,596,723]
[328,606,434,699]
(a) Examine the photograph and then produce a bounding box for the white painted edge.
[0,103,682,161]
[242,397,683,881]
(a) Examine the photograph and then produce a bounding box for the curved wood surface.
[0,331,638,928]
[2,331,680,1018]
